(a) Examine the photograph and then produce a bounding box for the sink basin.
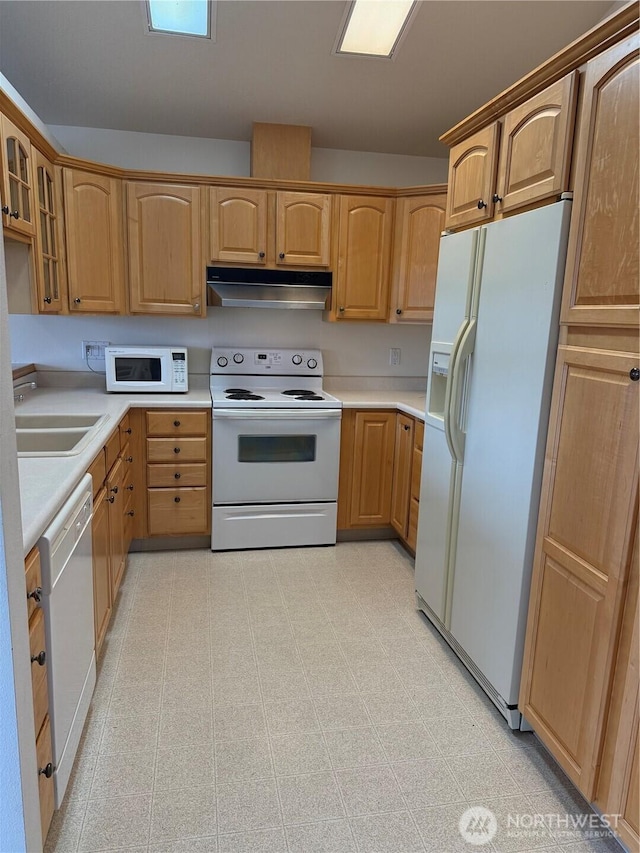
[15,414,104,430]
[16,413,109,457]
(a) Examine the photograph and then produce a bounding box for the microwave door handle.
[212,409,342,420]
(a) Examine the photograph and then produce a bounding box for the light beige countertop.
[327,389,426,421]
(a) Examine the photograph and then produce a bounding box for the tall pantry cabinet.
[518,31,639,841]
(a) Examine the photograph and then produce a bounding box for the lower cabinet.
[390,415,414,537]
[92,487,111,656]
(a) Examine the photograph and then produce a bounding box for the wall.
[48,125,449,186]
[8,310,431,383]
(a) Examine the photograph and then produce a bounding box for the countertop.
[16,386,426,556]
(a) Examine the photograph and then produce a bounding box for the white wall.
[48,125,448,186]
[9,310,431,380]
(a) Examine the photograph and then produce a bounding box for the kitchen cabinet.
[389,194,446,323]
[144,409,210,537]
[32,150,67,313]
[107,455,126,602]
[445,73,577,231]
[560,35,639,328]
[127,182,205,316]
[338,409,396,528]
[0,113,35,237]
[35,716,54,846]
[407,419,424,551]
[390,414,413,537]
[92,486,111,656]
[333,195,393,321]
[275,191,331,266]
[210,187,268,264]
[63,168,125,313]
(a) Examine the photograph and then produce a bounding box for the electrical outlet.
[389,348,401,366]
[82,341,109,360]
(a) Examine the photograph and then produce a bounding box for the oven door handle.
[212,408,343,420]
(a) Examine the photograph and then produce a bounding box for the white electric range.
[210,347,342,551]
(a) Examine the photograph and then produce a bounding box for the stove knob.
[307,358,318,369]
[217,356,228,367]
[233,353,244,364]
[292,354,303,366]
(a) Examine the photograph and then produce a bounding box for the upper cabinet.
[334,195,393,321]
[210,187,268,265]
[63,168,125,314]
[560,35,639,328]
[209,188,331,268]
[275,192,331,266]
[445,73,578,231]
[127,182,205,316]
[0,115,35,237]
[32,151,67,313]
[389,193,446,323]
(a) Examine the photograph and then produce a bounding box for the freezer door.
[449,200,571,705]
[430,228,479,346]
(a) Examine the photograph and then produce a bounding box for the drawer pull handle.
[126,510,135,517]
[31,651,46,666]
[126,456,133,463]
[174,472,181,479]
[27,586,42,604]
[39,763,54,779]
[174,447,181,454]
[174,420,181,427]
[174,496,181,503]
[124,428,132,435]
[126,484,134,491]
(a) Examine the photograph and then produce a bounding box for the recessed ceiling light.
[145,0,214,38]
[334,0,418,59]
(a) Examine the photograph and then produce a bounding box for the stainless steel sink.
[15,414,104,430]
[16,413,109,457]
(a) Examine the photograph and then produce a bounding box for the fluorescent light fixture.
[335,0,418,59]
[146,0,213,38]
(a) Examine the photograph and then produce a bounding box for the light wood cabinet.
[127,182,205,316]
[92,486,111,656]
[28,607,48,738]
[276,191,331,266]
[334,196,393,321]
[0,114,35,236]
[210,187,268,264]
[560,35,639,328]
[445,123,500,230]
[32,152,67,313]
[35,716,54,845]
[389,194,446,323]
[107,455,126,602]
[63,168,125,313]
[390,414,414,537]
[519,345,639,799]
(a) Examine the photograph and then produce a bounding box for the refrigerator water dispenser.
[428,351,450,419]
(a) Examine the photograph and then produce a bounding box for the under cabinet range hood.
[206,267,332,310]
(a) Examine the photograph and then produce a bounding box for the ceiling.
[0,1,614,158]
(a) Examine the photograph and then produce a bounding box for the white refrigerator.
[415,199,572,729]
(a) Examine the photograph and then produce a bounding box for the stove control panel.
[211,348,323,375]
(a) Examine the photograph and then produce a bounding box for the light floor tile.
[349,811,425,852]
[215,736,274,782]
[391,758,467,809]
[216,778,282,833]
[218,827,288,853]
[78,793,151,851]
[150,785,217,841]
[270,731,332,775]
[336,766,405,816]
[99,713,159,755]
[323,726,386,769]
[214,703,267,742]
[149,837,218,852]
[362,691,422,725]
[412,802,482,852]
[264,698,320,736]
[425,715,493,757]
[314,694,371,730]
[285,819,357,853]
[89,749,155,799]
[154,745,215,791]
[376,721,440,762]
[448,752,520,800]
[277,772,346,825]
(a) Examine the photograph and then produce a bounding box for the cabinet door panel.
[210,187,267,264]
[390,195,446,322]
[349,411,396,526]
[127,183,204,315]
[36,716,54,844]
[390,414,413,537]
[561,34,639,327]
[29,607,49,738]
[32,152,67,313]
[276,192,331,266]
[147,487,209,535]
[335,196,393,321]
[107,457,125,602]
[445,123,500,230]
[92,487,111,657]
[1,115,35,236]
[519,345,639,799]
[64,169,125,313]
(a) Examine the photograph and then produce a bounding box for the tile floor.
[45,541,621,853]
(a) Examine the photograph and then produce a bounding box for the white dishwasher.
[38,473,96,808]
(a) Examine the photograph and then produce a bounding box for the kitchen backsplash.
[8,311,431,380]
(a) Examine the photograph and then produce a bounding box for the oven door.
[212,408,341,504]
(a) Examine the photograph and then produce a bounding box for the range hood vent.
[207,266,332,310]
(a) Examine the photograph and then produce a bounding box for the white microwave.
[105,346,188,393]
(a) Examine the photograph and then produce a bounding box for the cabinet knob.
[9,209,19,219]
[279,252,285,260]
[110,486,118,494]
[193,302,200,312]
[339,306,345,313]
[43,296,52,304]
[39,763,54,779]
[258,252,265,259]
[126,455,133,463]
[126,484,134,491]
[31,650,46,666]
[396,309,402,315]
[27,586,42,604]
[477,199,487,210]
[107,495,115,504]
[173,420,181,427]
[492,193,503,203]
[630,368,640,382]
[174,496,181,503]
[126,510,135,517]
[74,297,81,304]
[1,205,8,215]
[403,424,410,431]
[174,472,181,479]
[174,447,181,454]
[124,427,132,435]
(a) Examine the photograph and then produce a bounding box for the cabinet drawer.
[105,428,121,472]
[25,546,42,622]
[147,487,209,536]
[36,715,55,844]
[147,463,208,487]
[29,608,49,738]
[147,437,208,463]
[146,410,208,437]
[119,412,132,447]
[411,447,422,502]
[407,498,419,551]
[87,449,107,497]
[414,420,424,451]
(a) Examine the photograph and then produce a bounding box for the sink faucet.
[13,380,37,403]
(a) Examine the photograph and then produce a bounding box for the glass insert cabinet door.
[34,151,66,312]
[1,115,35,237]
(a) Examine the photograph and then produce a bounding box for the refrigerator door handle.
[443,320,468,462]
[449,319,477,462]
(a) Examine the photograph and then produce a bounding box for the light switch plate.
[82,341,109,360]
[389,348,401,366]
